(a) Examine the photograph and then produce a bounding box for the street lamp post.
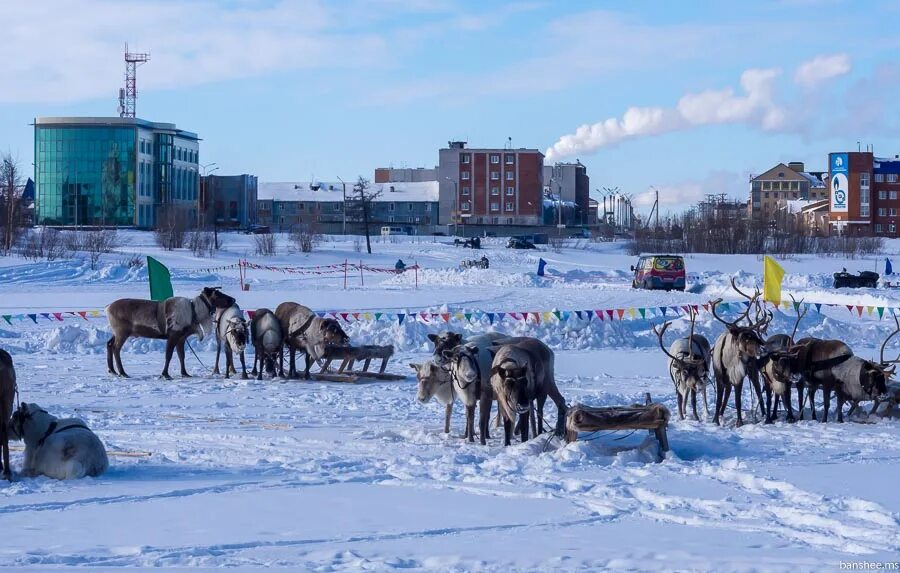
[200,162,218,244]
[337,176,347,235]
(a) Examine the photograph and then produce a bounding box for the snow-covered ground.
[1,232,899,571]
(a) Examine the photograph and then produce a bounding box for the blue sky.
[1,0,898,211]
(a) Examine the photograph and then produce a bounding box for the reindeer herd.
[655,278,897,426]
[2,278,899,482]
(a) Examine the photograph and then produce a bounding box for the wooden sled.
[309,370,407,384]
[564,393,671,461]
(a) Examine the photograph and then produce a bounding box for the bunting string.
[1,299,897,329]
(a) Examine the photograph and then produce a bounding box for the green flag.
[147,256,173,301]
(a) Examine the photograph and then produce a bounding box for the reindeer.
[250,308,285,379]
[106,287,236,379]
[832,316,898,420]
[213,304,249,379]
[758,294,807,423]
[488,338,567,446]
[287,316,350,379]
[275,302,315,378]
[710,287,771,427]
[1,348,15,481]
[653,309,711,421]
[765,336,854,422]
[410,361,455,433]
[428,331,464,366]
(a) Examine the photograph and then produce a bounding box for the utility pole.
[444,177,458,236]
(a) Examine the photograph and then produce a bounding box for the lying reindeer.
[489,338,567,446]
[275,302,315,378]
[250,308,284,379]
[410,361,455,433]
[214,304,249,379]
[8,403,108,480]
[106,287,235,379]
[710,284,771,427]
[0,347,15,481]
[653,310,711,421]
[321,344,395,374]
[288,316,350,379]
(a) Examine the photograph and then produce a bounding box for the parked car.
[381,225,412,236]
[570,228,592,239]
[833,269,879,288]
[244,225,271,235]
[631,255,686,291]
[507,237,537,250]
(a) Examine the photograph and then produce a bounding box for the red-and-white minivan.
[631,255,686,291]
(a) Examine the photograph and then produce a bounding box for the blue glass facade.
[35,126,136,226]
[34,118,199,227]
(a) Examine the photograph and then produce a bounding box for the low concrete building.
[201,174,258,229]
[374,167,437,183]
[257,180,439,234]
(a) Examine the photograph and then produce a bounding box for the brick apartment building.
[437,142,544,226]
[828,152,900,236]
[749,162,827,222]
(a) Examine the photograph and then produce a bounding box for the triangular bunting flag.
[702,303,709,312]
[340,312,350,321]
[594,310,603,320]
[375,312,383,320]
[782,300,790,310]
[878,307,885,319]
[815,303,822,313]
[487,313,495,324]
[497,312,506,321]
[681,305,691,314]
[660,307,668,317]
[464,313,473,322]
[846,305,854,313]
[575,311,583,320]
[866,306,874,316]
[856,305,864,317]
[40,313,51,321]
[584,310,592,322]
[352,313,360,320]
[628,308,636,319]
[53,313,63,321]
[617,309,626,319]
[364,313,374,321]
[552,310,562,321]
[606,309,615,320]
[28,314,37,323]
[441,313,450,322]
[1,315,10,325]
[561,311,571,321]
[398,313,405,324]
[638,308,646,319]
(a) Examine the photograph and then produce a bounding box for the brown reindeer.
[758,294,808,423]
[0,348,15,480]
[274,302,315,378]
[106,287,236,379]
[710,285,771,426]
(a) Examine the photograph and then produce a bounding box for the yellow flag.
[763,256,785,304]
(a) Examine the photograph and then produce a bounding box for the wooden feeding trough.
[565,393,671,459]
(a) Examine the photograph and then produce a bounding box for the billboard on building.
[830,153,849,213]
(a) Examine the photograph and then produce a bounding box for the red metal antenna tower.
[119,43,150,118]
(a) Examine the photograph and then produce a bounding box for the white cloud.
[546,67,786,160]
[632,171,747,211]
[793,53,851,88]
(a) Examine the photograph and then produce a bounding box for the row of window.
[875,223,897,233]
[876,173,900,183]
[460,153,516,165]
[459,201,517,212]
[878,191,899,200]
[459,171,515,181]
[757,181,803,191]
[278,202,433,212]
[460,186,516,196]
[877,208,898,217]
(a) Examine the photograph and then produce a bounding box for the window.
[763,181,771,190]
[461,171,470,180]
[490,187,499,195]
[889,174,899,183]
[506,187,514,196]
[462,186,470,196]
[879,208,887,217]
[461,154,470,164]
[506,171,514,181]
[764,192,770,199]
[891,208,898,216]
[505,154,514,165]
[861,172,870,187]
[490,202,499,211]
[861,205,870,217]
[408,203,413,211]
[876,224,883,233]
[778,171,785,178]
[892,191,898,200]
[876,173,885,183]
[492,217,499,224]
[880,191,888,200]
[490,172,500,181]
[389,203,395,211]
[752,181,761,191]
[490,154,500,164]
[507,217,513,224]
[891,224,897,234]
[790,181,799,190]
[334,203,341,212]
[461,201,470,211]
[505,202,514,211]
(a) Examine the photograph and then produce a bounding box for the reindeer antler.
[652,321,682,364]
[731,277,761,301]
[880,313,900,365]
[789,294,807,343]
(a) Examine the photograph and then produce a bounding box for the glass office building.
[34,117,200,227]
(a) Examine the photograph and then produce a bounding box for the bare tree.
[155,206,189,250]
[79,229,120,270]
[254,233,276,256]
[0,152,24,255]
[345,177,382,255]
